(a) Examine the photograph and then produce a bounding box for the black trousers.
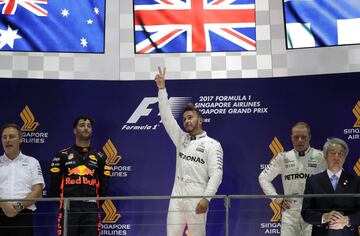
[57,201,100,236]
[0,208,33,236]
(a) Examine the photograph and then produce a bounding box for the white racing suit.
[158,89,223,236]
[259,147,326,236]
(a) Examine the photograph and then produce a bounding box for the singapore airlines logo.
[353,101,360,128]
[20,105,39,131]
[353,158,360,176]
[269,137,284,161]
[258,137,283,234]
[19,105,48,144]
[102,139,132,177]
[343,101,360,140]
[102,200,121,223]
[103,139,122,165]
[268,137,284,222]
[269,201,282,222]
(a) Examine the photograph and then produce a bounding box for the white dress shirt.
[0,152,45,211]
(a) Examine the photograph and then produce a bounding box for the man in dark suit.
[301,137,360,236]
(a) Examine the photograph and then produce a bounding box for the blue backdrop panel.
[0,72,359,235]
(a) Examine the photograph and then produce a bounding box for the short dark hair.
[183,103,203,119]
[292,121,311,135]
[1,123,22,137]
[73,116,94,128]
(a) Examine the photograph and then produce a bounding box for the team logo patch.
[50,167,60,173]
[68,153,74,160]
[89,155,98,162]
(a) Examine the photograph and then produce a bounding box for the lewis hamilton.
[155,67,223,236]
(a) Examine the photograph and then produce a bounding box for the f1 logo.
[126,96,192,124]
[127,97,158,124]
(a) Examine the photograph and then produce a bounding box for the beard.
[77,131,92,141]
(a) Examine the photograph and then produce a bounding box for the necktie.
[330,175,338,190]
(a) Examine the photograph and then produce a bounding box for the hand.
[322,210,340,223]
[328,211,348,230]
[155,66,166,89]
[274,198,291,210]
[1,202,19,217]
[195,198,209,214]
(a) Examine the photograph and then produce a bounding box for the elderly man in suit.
[301,137,360,236]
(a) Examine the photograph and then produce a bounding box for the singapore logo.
[102,139,132,177]
[269,137,284,161]
[343,101,360,140]
[101,200,131,235]
[102,200,121,224]
[122,96,192,131]
[20,105,48,144]
[259,137,283,234]
[352,101,360,128]
[260,136,284,170]
[269,201,281,222]
[103,139,122,165]
[353,158,360,176]
[268,137,284,222]
[20,105,39,131]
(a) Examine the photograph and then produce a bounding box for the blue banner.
[0,72,359,235]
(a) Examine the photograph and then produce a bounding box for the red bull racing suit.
[158,89,224,236]
[258,147,326,236]
[50,145,110,236]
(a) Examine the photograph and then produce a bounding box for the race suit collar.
[294,146,311,157]
[188,131,207,140]
[73,144,91,153]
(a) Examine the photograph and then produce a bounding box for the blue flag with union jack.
[284,0,360,49]
[0,0,105,53]
[134,0,256,53]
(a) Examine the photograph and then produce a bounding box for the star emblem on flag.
[0,0,105,52]
[0,25,21,49]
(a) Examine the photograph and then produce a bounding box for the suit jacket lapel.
[318,171,335,193]
[336,171,351,192]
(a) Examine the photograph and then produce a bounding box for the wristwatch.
[347,217,351,227]
[16,201,24,211]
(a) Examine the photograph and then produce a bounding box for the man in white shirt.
[155,67,223,236]
[0,124,45,236]
[259,122,327,236]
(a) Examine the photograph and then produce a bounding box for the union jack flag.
[0,0,105,53]
[0,0,48,16]
[284,0,360,49]
[134,0,256,53]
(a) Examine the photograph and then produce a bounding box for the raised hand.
[155,66,166,89]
